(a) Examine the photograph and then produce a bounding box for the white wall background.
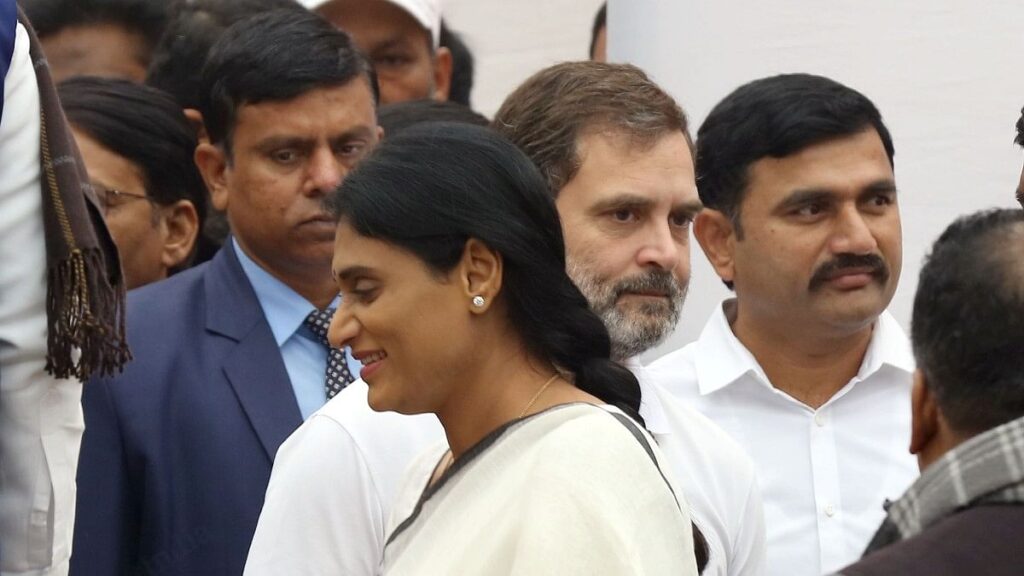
[610,1,1024,362]
[443,0,605,117]
[442,1,1024,362]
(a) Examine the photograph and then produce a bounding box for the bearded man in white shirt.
[246,62,766,576]
[648,73,918,576]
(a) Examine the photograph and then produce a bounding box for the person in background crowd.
[1,4,129,574]
[144,0,303,264]
[328,122,698,575]
[1015,107,1023,208]
[439,20,473,106]
[493,61,765,575]
[71,10,378,574]
[145,0,301,117]
[59,77,205,289]
[377,98,486,135]
[20,0,166,82]
[648,73,917,576]
[301,0,452,104]
[245,92,488,576]
[838,208,1024,576]
[590,2,606,61]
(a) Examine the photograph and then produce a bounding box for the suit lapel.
[204,244,303,461]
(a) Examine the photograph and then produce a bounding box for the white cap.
[300,0,442,48]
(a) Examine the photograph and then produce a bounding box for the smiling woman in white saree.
[325,123,698,576]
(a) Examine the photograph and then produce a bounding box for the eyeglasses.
[94,186,152,216]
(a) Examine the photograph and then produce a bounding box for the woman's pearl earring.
[472,296,485,308]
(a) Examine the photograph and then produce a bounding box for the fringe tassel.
[45,247,131,380]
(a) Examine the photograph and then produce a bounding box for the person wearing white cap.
[302,0,451,104]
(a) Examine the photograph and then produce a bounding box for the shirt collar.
[857,309,916,378]
[233,239,337,346]
[694,298,915,396]
[623,356,671,436]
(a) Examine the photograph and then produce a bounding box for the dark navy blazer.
[71,245,303,575]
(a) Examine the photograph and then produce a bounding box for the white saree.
[383,403,699,576]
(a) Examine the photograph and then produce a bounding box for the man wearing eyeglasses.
[59,77,205,289]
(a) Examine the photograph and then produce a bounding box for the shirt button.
[825,503,836,517]
[814,412,826,427]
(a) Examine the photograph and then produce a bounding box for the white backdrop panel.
[609,1,1024,362]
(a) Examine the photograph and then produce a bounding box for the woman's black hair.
[325,122,643,424]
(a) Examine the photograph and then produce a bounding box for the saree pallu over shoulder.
[383,403,699,576]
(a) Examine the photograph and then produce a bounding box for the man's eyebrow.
[672,200,704,215]
[588,194,657,214]
[330,126,375,142]
[369,37,415,54]
[774,188,835,211]
[254,135,313,152]
[858,180,899,199]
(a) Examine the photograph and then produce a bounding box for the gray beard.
[567,262,686,361]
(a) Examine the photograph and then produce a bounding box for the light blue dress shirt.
[233,239,361,419]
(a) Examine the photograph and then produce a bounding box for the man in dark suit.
[838,208,1024,576]
[70,9,381,575]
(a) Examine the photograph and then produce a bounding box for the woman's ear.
[459,238,502,313]
[694,209,738,287]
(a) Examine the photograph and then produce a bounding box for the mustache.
[613,270,682,300]
[808,253,889,292]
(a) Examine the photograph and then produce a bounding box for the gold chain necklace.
[518,373,561,418]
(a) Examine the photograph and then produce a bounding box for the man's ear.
[195,143,229,212]
[459,238,502,313]
[694,209,737,286]
[431,46,453,102]
[910,369,940,456]
[184,108,209,145]
[158,200,200,270]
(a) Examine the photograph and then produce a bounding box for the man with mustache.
[649,73,917,576]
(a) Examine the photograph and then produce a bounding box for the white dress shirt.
[0,23,81,576]
[244,380,444,576]
[648,301,918,576]
[630,359,767,576]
